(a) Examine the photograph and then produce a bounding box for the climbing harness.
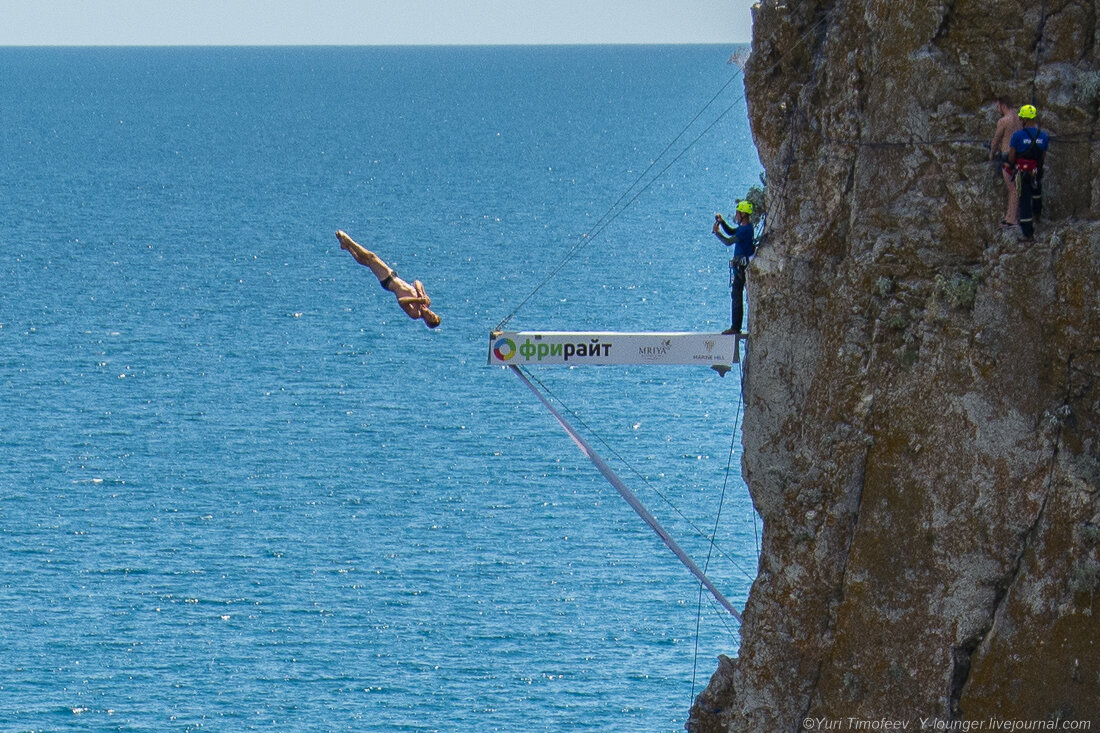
[729,256,749,287]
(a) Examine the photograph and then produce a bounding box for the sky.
[0,1,755,46]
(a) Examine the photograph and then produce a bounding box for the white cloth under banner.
[488,331,740,367]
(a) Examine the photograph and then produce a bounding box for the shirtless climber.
[336,230,442,328]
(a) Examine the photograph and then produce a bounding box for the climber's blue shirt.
[1009,126,1049,159]
[732,223,755,259]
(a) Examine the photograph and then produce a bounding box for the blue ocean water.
[0,46,761,731]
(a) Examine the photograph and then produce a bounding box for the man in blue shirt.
[1008,104,1050,241]
[712,200,756,334]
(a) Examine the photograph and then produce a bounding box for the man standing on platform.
[712,201,756,335]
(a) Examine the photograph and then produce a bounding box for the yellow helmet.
[1019,104,1037,119]
[736,200,754,214]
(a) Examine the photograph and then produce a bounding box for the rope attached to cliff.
[791,104,1094,152]
[492,73,748,333]
[1032,0,1047,105]
[494,13,833,332]
[691,352,752,701]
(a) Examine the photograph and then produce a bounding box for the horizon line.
[0,41,749,48]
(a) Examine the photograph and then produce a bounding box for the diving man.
[336,230,442,328]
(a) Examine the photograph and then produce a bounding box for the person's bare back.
[992,105,1022,155]
[336,230,441,328]
[990,100,1023,226]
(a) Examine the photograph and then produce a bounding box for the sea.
[0,46,762,732]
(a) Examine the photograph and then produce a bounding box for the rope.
[710,386,743,576]
[582,71,747,246]
[1032,0,1047,105]
[493,85,748,332]
[789,93,1097,152]
[691,356,747,702]
[755,103,800,247]
[494,13,834,333]
[740,355,760,558]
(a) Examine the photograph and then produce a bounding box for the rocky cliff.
[690,1,1100,730]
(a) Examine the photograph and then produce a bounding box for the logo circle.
[493,337,516,361]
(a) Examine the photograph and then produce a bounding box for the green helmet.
[736,200,754,215]
[1019,104,1037,119]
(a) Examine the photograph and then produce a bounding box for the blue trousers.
[1018,170,1042,239]
[729,259,747,332]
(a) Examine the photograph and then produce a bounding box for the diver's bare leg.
[335,231,393,282]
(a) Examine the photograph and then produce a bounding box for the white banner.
[488,331,739,366]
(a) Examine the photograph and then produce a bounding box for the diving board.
[488,331,740,367]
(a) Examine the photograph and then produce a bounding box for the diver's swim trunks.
[379,271,396,291]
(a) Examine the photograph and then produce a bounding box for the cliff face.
[691,1,1100,730]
